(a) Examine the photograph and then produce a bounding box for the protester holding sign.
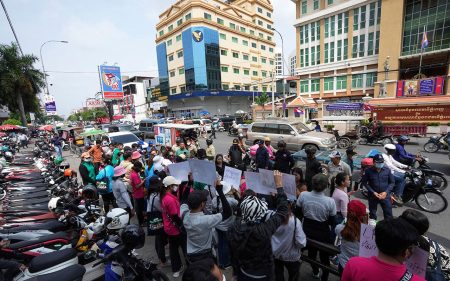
[342,217,425,281]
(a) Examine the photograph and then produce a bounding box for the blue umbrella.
[199,110,210,116]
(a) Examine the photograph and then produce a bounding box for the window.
[300,49,304,67]
[315,45,320,64]
[352,36,358,58]
[242,40,248,46]
[221,66,229,72]
[324,43,329,63]
[168,54,174,61]
[351,74,363,88]
[222,84,229,90]
[267,12,271,18]
[204,13,211,20]
[171,88,176,94]
[344,12,349,33]
[240,27,246,33]
[311,79,320,92]
[337,40,342,61]
[232,52,239,58]
[267,24,272,30]
[177,50,183,58]
[311,46,316,65]
[305,48,309,67]
[217,18,224,25]
[229,23,236,29]
[270,59,274,65]
[259,33,264,38]
[257,7,263,13]
[368,32,374,55]
[327,0,333,5]
[304,25,309,43]
[330,42,335,63]
[251,42,257,48]
[360,6,366,29]
[220,49,227,56]
[220,33,226,40]
[338,14,343,35]
[261,57,267,63]
[253,86,258,91]
[176,34,182,42]
[375,31,379,54]
[269,47,274,53]
[366,73,377,87]
[185,13,191,20]
[244,85,250,91]
[250,30,255,35]
[243,54,249,60]
[301,1,307,14]
[262,71,267,77]
[232,37,238,43]
[311,23,316,42]
[252,56,258,62]
[169,71,175,77]
[180,86,186,92]
[233,68,240,74]
[330,15,335,37]
[261,45,266,50]
[353,8,359,31]
[168,25,173,32]
[258,20,263,26]
[369,2,376,26]
[316,21,320,40]
[343,39,348,60]
[359,34,365,57]
[377,0,381,24]
[234,85,241,90]
[167,39,172,46]
[300,80,309,93]
[244,69,250,75]
[314,0,319,10]
[325,18,329,38]
[177,19,183,26]
[262,86,267,92]
[159,30,164,36]
[324,77,334,91]
[252,70,258,76]
[336,76,347,90]
[178,68,185,75]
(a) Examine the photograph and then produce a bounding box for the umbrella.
[199,110,210,116]
[235,110,246,114]
[0,125,20,131]
[112,115,124,120]
[39,125,54,131]
[80,129,106,137]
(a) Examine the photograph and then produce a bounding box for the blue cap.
[373,154,384,163]
[148,140,154,145]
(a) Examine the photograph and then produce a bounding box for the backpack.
[425,240,446,281]
[147,194,164,236]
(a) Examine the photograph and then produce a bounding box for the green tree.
[0,43,45,126]
[254,92,270,120]
[80,108,108,121]
[2,118,21,125]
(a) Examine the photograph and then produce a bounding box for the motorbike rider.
[394,135,420,166]
[382,144,408,206]
[228,139,245,171]
[237,133,246,150]
[230,120,240,135]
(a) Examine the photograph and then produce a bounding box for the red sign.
[435,76,444,95]
[373,105,450,122]
[103,92,124,100]
[396,81,404,97]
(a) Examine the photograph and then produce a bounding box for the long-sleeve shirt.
[361,166,395,194]
[255,147,269,169]
[271,215,306,262]
[274,150,294,174]
[382,154,408,174]
[393,144,415,162]
[95,165,114,193]
[112,179,133,209]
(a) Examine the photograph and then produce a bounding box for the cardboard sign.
[406,247,428,278]
[189,159,217,186]
[359,224,378,258]
[168,161,191,182]
[244,171,271,195]
[282,173,297,200]
[223,166,242,190]
[259,169,276,189]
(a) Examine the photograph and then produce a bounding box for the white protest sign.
[189,159,217,186]
[259,169,276,190]
[405,247,428,278]
[282,173,297,200]
[359,223,378,258]
[244,171,270,195]
[223,166,242,190]
[167,161,191,182]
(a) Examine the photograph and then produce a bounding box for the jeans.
[368,193,393,220]
[155,232,168,263]
[393,171,406,198]
[54,146,62,158]
[217,229,231,268]
[167,234,187,273]
[101,192,117,213]
[274,259,300,281]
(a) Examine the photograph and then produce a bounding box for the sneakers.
[173,266,184,278]
[391,194,404,206]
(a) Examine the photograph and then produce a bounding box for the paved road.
[64,133,450,281]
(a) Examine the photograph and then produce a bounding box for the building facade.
[120,76,152,122]
[290,0,450,123]
[155,0,277,118]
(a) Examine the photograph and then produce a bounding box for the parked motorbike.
[333,130,359,149]
[423,133,450,153]
[358,126,394,146]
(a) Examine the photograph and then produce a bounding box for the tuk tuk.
[153,123,200,147]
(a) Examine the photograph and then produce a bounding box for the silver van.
[245,120,336,152]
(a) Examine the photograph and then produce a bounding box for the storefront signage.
[373,105,450,122]
[396,76,445,97]
[419,79,434,94]
[326,103,363,111]
[86,99,105,108]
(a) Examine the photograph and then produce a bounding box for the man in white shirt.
[383,144,408,205]
[328,151,351,179]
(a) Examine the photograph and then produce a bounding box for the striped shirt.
[296,191,337,222]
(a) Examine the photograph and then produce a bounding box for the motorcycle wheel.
[415,190,448,213]
[423,142,439,153]
[358,138,368,145]
[338,138,351,149]
[424,174,448,191]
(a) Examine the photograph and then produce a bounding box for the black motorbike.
[423,133,449,153]
[358,126,394,146]
[413,157,447,191]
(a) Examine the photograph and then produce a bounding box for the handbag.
[425,240,446,281]
[163,207,187,235]
[147,194,164,236]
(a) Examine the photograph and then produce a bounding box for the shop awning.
[368,95,450,106]
[287,96,317,108]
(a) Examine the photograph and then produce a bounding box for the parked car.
[106,132,148,149]
[192,119,212,132]
[139,119,164,139]
[245,119,336,152]
[83,125,95,132]
[108,124,144,140]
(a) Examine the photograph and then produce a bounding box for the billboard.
[86,98,105,108]
[44,95,57,116]
[373,105,450,122]
[99,65,123,100]
[396,76,445,97]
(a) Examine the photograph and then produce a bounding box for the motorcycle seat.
[28,264,85,280]
[6,231,69,251]
[28,248,78,274]
[0,220,65,233]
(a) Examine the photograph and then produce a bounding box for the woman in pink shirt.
[130,161,145,226]
[331,172,351,224]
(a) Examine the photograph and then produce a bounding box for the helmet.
[106,208,130,230]
[82,184,97,199]
[397,135,410,142]
[48,197,63,213]
[206,139,213,145]
[384,144,396,152]
[361,158,374,167]
[64,169,73,177]
[59,162,70,173]
[238,133,244,139]
[121,224,145,250]
[277,140,286,148]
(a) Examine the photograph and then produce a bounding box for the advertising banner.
[373,105,450,122]
[99,65,123,100]
[397,76,445,97]
[86,99,105,108]
[44,95,57,115]
[404,80,419,96]
[326,103,363,111]
[419,79,434,95]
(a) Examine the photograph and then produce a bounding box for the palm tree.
[0,43,45,126]
[254,91,270,120]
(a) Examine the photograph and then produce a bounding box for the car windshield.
[110,133,140,144]
[292,122,310,132]
[118,125,134,131]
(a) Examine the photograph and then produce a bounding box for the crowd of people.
[71,134,450,281]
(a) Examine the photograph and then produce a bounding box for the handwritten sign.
[282,173,297,200]
[359,224,378,258]
[168,161,191,182]
[189,159,217,186]
[406,247,428,278]
[223,166,242,190]
[259,169,275,189]
[244,171,270,195]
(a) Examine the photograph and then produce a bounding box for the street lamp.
[271,27,286,117]
[40,40,69,96]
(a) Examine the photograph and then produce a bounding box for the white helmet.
[48,197,62,212]
[384,144,396,152]
[106,208,130,230]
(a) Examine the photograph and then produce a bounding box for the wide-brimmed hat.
[131,151,141,160]
[114,166,127,177]
[163,176,181,187]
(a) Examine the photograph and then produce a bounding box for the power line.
[0,0,23,55]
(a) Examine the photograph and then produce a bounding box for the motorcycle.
[358,126,394,146]
[413,156,447,191]
[423,133,449,153]
[332,130,359,149]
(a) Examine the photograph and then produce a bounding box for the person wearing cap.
[182,179,232,264]
[95,155,116,213]
[130,161,146,226]
[296,173,337,280]
[328,150,351,180]
[335,200,368,274]
[343,147,357,173]
[229,171,288,281]
[228,138,245,171]
[264,137,276,161]
[160,176,185,278]
[256,139,270,170]
[175,142,190,158]
[361,154,394,221]
[112,166,134,216]
[305,147,322,192]
[383,144,408,205]
[88,139,104,174]
[205,139,216,161]
[79,152,96,186]
[394,135,419,166]
[274,140,294,174]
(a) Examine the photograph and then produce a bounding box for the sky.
[0,0,295,117]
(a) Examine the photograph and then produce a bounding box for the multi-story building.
[288,50,297,76]
[289,0,450,124]
[120,76,152,122]
[274,50,284,78]
[155,0,277,118]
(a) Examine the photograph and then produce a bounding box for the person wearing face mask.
[88,139,104,174]
[361,154,394,222]
[79,152,96,186]
[182,179,232,264]
[160,176,186,278]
